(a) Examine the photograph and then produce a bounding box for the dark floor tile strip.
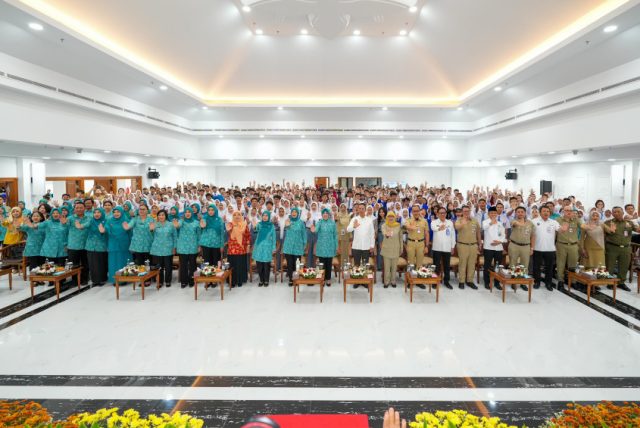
[0,283,77,319]
[2,375,640,389]
[588,289,640,321]
[27,399,624,428]
[559,287,640,334]
[0,286,90,331]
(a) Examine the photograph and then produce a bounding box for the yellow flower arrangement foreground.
[67,407,204,428]
[409,409,520,428]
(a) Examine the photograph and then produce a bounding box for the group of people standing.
[1,182,638,293]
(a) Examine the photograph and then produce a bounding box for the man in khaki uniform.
[404,204,429,268]
[604,206,640,291]
[556,206,581,289]
[455,205,481,289]
[508,206,535,290]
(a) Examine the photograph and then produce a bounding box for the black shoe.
[607,285,613,290]
[189,283,194,288]
[467,282,478,290]
[495,284,502,291]
[384,284,389,289]
[181,284,187,289]
[325,283,330,287]
[444,282,453,290]
[211,283,218,288]
[557,280,564,290]
[459,283,465,289]
[417,284,426,289]
[619,283,631,292]
[258,283,263,287]
[391,284,397,288]
[264,282,269,287]
[545,284,553,291]
[166,283,172,288]
[520,285,528,291]
[288,281,293,287]
[354,285,359,289]
[238,284,243,288]
[534,282,540,289]
[484,284,490,290]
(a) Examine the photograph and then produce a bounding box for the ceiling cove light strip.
[10,0,633,108]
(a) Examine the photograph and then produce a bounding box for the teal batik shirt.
[283,220,307,256]
[199,211,226,248]
[128,217,154,253]
[19,224,45,257]
[252,222,276,263]
[314,220,338,258]
[85,221,108,252]
[39,220,69,258]
[67,214,91,250]
[150,222,177,257]
[176,219,201,255]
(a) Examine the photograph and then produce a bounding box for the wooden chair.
[0,242,27,280]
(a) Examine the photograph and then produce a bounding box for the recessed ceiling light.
[353,30,361,36]
[547,151,556,154]
[103,150,111,153]
[511,155,518,158]
[300,135,306,138]
[277,106,284,110]
[269,158,274,161]
[202,106,208,110]
[608,158,616,161]
[144,154,151,157]
[255,29,263,35]
[300,29,308,35]
[218,135,224,138]
[98,160,105,163]
[358,135,363,138]
[159,85,168,91]
[603,25,618,33]
[381,106,388,111]
[242,5,251,12]
[399,135,404,139]
[311,159,315,161]
[259,135,265,138]
[28,22,43,31]
[494,86,503,92]
[457,106,464,111]
[409,6,418,13]
[442,135,447,139]
[229,158,234,161]
[42,156,51,160]
[399,30,408,36]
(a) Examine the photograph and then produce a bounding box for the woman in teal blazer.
[199,204,225,266]
[105,206,132,283]
[314,208,338,286]
[85,208,108,286]
[20,211,46,277]
[124,204,153,265]
[38,208,69,264]
[252,211,276,287]
[150,209,176,287]
[282,207,307,286]
[175,207,201,288]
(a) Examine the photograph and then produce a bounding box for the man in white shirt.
[482,207,507,290]
[474,198,489,225]
[532,205,561,291]
[347,203,375,279]
[430,207,456,289]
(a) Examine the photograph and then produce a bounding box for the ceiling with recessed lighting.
[3,0,634,107]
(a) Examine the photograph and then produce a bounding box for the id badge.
[417,229,421,234]
[446,228,450,236]
[498,230,502,237]
[341,229,346,236]
[624,231,629,237]
[569,227,573,233]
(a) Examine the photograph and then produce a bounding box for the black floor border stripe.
[21,399,632,428]
[0,282,79,319]
[589,289,640,321]
[1,375,639,389]
[559,287,640,333]
[0,285,90,331]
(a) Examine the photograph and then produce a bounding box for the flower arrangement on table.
[31,261,63,275]
[299,267,320,279]
[415,266,438,279]
[409,409,518,428]
[119,264,147,276]
[199,265,223,277]
[348,265,369,279]
[581,265,614,279]
[542,401,640,427]
[509,264,527,278]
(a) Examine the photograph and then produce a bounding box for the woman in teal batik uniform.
[85,208,108,286]
[105,206,131,283]
[123,204,153,265]
[150,209,176,287]
[313,208,338,286]
[252,211,276,287]
[199,204,225,266]
[38,208,69,265]
[283,207,307,286]
[20,211,46,279]
[175,207,200,288]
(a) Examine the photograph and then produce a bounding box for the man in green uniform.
[404,203,429,267]
[556,206,581,289]
[508,206,535,290]
[604,206,640,291]
[455,205,481,290]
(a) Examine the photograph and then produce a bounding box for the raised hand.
[310,224,316,233]
[354,219,360,228]
[172,219,180,228]
[60,216,68,225]
[438,224,446,231]
[610,222,617,232]
[200,219,206,228]
[122,221,129,230]
[149,222,155,231]
[225,222,232,232]
[98,223,105,233]
[560,222,569,232]
[75,220,81,229]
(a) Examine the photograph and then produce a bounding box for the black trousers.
[319,256,333,281]
[179,253,197,285]
[28,255,44,270]
[432,251,451,283]
[87,251,108,284]
[67,249,88,283]
[153,255,173,285]
[533,251,555,286]
[352,249,369,266]
[483,249,502,286]
[229,254,248,286]
[285,253,300,281]
[202,246,222,266]
[256,261,271,283]
[132,251,150,266]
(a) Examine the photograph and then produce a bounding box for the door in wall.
[0,178,18,207]
[314,177,329,189]
[94,178,116,193]
[65,179,84,197]
[338,177,353,189]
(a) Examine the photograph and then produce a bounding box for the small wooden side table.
[489,271,535,303]
[293,274,324,303]
[194,269,232,301]
[29,267,82,300]
[0,266,13,290]
[114,269,160,300]
[343,276,374,303]
[404,273,442,303]
[567,271,619,304]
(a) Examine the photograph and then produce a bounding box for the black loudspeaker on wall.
[540,180,552,194]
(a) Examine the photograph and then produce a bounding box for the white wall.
[0,157,17,177]
[45,161,143,177]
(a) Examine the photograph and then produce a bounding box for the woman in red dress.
[227,211,251,287]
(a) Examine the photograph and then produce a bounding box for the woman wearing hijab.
[38,208,69,266]
[227,211,251,288]
[175,207,201,288]
[336,204,352,267]
[150,209,177,287]
[85,208,108,286]
[283,207,307,286]
[0,206,6,247]
[168,206,180,222]
[375,207,387,271]
[252,211,276,287]
[20,212,46,281]
[274,206,287,270]
[305,202,321,268]
[18,201,31,217]
[105,206,132,282]
[124,204,154,266]
[1,207,25,246]
[580,210,606,269]
[199,204,226,266]
[381,212,402,288]
[313,208,338,286]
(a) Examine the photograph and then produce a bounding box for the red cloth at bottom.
[267,414,369,428]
